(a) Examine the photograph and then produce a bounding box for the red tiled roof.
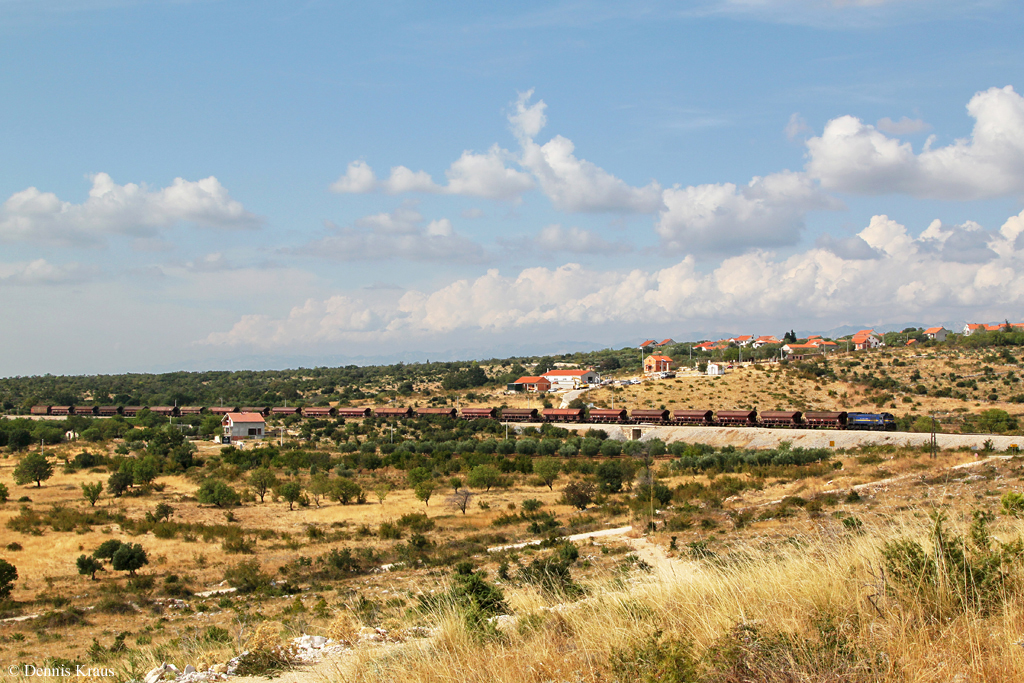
[924,327,943,334]
[645,355,673,362]
[639,340,657,347]
[513,376,548,384]
[542,369,590,377]
[657,339,674,346]
[224,412,266,423]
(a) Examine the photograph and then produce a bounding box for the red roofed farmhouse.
[221,412,266,444]
[509,376,551,393]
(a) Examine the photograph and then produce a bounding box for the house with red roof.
[923,326,950,341]
[542,369,601,390]
[655,339,675,347]
[643,355,673,373]
[728,335,753,346]
[221,412,266,444]
[751,335,781,348]
[509,376,551,393]
[851,329,882,350]
[638,340,657,350]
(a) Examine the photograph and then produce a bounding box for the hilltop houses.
[963,322,1024,336]
[924,326,950,341]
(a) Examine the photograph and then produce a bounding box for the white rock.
[183,665,196,675]
[144,665,165,683]
[311,636,326,648]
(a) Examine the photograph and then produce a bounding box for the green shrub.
[881,511,1024,617]
[609,630,697,683]
[1001,491,1024,516]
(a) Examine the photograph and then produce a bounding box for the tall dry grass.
[339,515,1024,683]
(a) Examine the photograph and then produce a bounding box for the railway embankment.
[517,422,1022,451]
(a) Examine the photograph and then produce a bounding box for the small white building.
[706,363,725,376]
[542,369,601,390]
[924,326,950,342]
[221,412,266,444]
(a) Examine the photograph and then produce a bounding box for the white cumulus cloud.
[330,148,532,201]
[511,91,664,213]
[0,173,259,246]
[656,170,839,252]
[806,85,1024,199]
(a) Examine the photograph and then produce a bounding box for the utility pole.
[930,415,938,459]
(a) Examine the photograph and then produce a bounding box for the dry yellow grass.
[341,513,1024,683]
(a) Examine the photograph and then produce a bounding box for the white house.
[221,412,266,444]
[852,330,883,350]
[542,369,601,390]
[924,326,950,342]
[706,363,725,376]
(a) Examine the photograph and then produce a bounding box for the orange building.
[643,355,673,373]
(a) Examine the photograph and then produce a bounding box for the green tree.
[248,467,278,503]
[93,539,124,561]
[277,481,303,510]
[6,429,32,452]
[131,456,160,487]
[308,473,331,508]
[147,503,174,522]
[599,440,622,458]
[81,481,103,506]
[0,482,9,503]
[13,452,53,487]
[407,467,432,487]
[449,476,463,493]
[76,554,103,580]
[533,457,561,491]
[467,464,501,492]
[0,559,17,599]
[580,437,601,458]
[596,460,627,493]
[111,543,148,576]
[415,480,436,506]
[331,478,363,504]
[561,481,595,510]
[107,471,133,497]
[374,482,392,505]
[977,409,1017,434]
[197,479,241,508]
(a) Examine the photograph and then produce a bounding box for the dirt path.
[487,525,635,553]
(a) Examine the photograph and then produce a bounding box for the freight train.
[28,404,897,431]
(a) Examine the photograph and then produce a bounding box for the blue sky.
[2,0,1024,374]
